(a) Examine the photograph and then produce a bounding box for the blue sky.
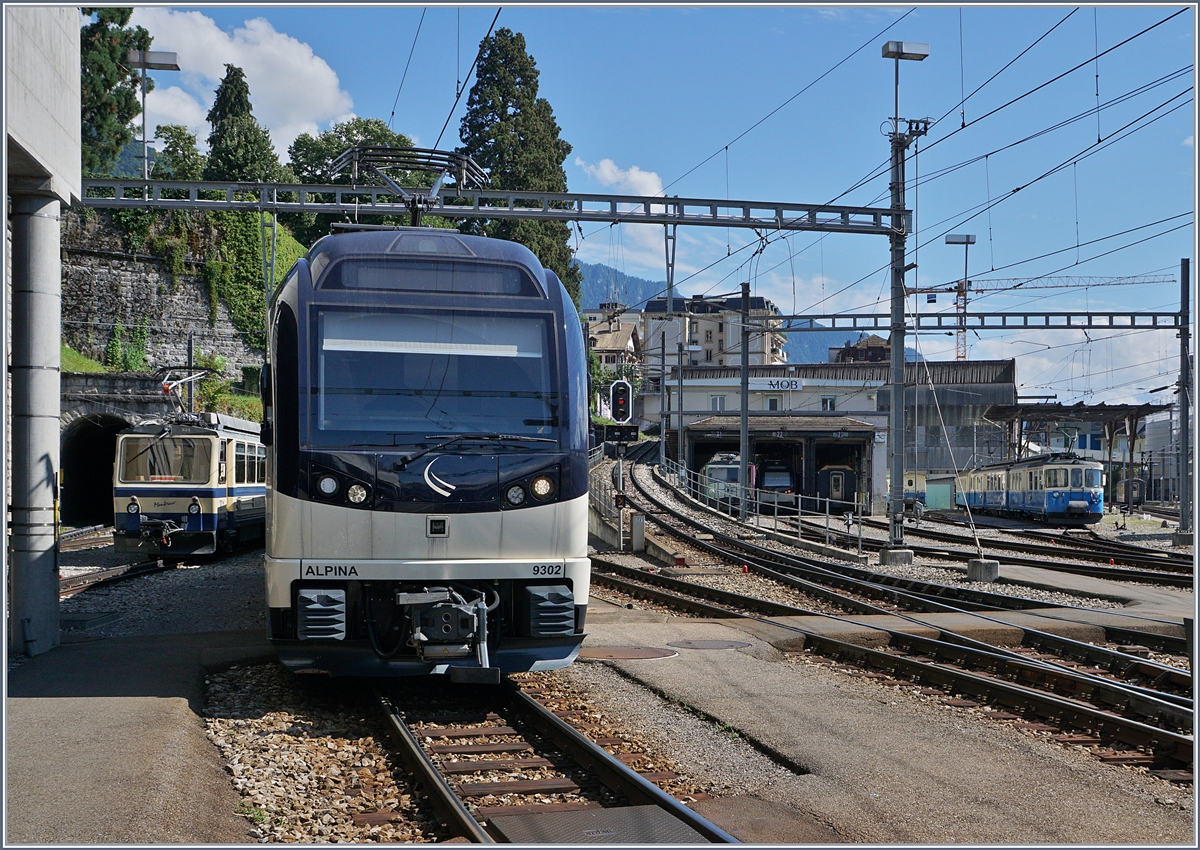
[125,4,1196,404]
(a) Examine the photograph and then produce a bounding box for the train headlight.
[316,474,339,497]
[530,475,554,500]
[346,483,368,504]
[188,499,201,515]
[126,500,140,514]
[505,484,526,507]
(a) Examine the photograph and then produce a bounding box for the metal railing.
[658,457,865,556]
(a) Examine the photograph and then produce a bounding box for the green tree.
[150,124,205,181]
[457,28,582,307]
[202,65,284,183]
[284,117,418,244]
[80,8,153,175]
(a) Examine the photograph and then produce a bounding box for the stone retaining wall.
[60,209,261,380]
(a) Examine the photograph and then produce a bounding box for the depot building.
[642,359,1017,515]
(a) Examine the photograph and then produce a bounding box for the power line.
[388,8,427,131]
[433,7,502,150]
[659,7,917,196]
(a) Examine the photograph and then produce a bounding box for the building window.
[704,349,713,362]
[821,396,836,411]
[710,395,726,412]
[766,395,782,411]
[718,339,724,351]
[705,329,713,342]
[718,322,724,332]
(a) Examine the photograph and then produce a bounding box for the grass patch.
[61,344,108,373]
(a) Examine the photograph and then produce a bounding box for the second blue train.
[955,452,1104,525]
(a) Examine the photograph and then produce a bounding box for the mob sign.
[749,378,802,391]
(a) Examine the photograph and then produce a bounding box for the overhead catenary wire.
[388,7,427,131]
[433,7,502,150]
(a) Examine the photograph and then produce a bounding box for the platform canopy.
[982,402,1172,426]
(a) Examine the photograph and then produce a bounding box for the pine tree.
[80,8,153,175]
[457,28,582,307]
[202,65,284,183]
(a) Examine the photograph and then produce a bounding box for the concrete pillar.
[9,193,61,656]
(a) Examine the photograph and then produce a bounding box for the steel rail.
[374,689,495,844]
[592,556,1192,756]
[858,515,1193,573]
[504,681,740,844]
[627,459,1192,715]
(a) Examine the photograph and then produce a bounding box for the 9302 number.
[531,564,563,576]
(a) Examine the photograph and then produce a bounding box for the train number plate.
[530,563,563,577]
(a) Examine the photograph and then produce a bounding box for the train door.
[829,470,845,503]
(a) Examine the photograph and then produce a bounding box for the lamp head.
[882,41,930,61]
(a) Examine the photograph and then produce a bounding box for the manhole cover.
[578,646,677,660]
[666,640,751,650]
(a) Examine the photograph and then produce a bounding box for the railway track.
[628,457,1189,657]
[373,677,737,843]
[58,525,115,552]
[58,558,172,597]
[589,558,1192,780]
[590,446,1193,779]
[879,513,1193,575]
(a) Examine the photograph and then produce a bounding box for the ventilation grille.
[297,588,347,640]
[520,585,575,637]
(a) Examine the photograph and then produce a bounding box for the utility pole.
[659,331,666,467]
[739,281,751,521]
[880,40,929,564]
[187,334,194,414]
[1176,257,1192,543]
[883,117,929,562]
[677,340,685,472]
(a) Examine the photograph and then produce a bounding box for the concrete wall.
[5,5,81,205]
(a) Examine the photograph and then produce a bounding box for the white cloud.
[145,86,208,142]
[130,8,353,155]
[1184,135,1194,148]
[575,157,664,197]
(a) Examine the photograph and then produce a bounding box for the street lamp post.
[881,40,929,564]
[126,49,181,181]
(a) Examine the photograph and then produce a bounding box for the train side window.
[1070,468,1082,488]
[257,445,267,483]
[235,442,247,484]
[218,441,227,484]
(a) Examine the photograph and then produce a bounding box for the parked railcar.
[903,472,926,510]
[113,413,265,556]
[262,226,590,681]
[1113,477,1145,508]
[700,452,753,510]
[817,464,857,511]
[955,453,1104,525]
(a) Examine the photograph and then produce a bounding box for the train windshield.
[707,466,739,483]
[118,436,212,483]
[1085,468,1101,487]
[311,308,558,446]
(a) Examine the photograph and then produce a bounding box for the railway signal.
[610,380,632,423]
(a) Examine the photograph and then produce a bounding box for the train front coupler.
[399,586,501,684]
[139,518,183,549]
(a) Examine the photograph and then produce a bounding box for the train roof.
[308,227,544,272]
[119,412,260,438]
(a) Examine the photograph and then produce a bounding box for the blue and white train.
[955,452,1104,525]
[113,413,266,556]
[261,226,590,681]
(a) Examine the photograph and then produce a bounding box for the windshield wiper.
[125,426,172,465]
[392,433,555,470]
